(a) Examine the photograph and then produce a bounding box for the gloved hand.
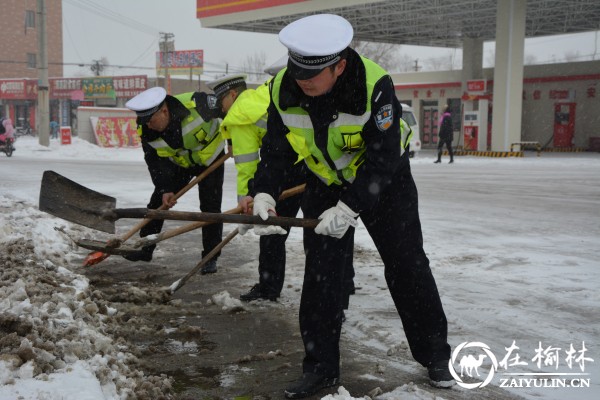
[193,92,223,120]
[314,201,359,239]
[237,224,253,235]
[252,193,287,235]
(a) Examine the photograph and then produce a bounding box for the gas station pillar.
[491,0,526,151]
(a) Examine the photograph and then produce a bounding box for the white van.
[400,103,421,157]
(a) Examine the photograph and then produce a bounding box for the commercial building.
[0,0,63,132]
[393,60,600,151]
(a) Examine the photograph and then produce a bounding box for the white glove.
[252,193,287,235]
[314,201,359,239]
[237,224,253,235]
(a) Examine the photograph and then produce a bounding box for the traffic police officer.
[240,14,454,398]
[207,73,305,301]
[125,87,225,274]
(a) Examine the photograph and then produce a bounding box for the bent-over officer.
[208,73,305,301]
[125,87,225,274]
[240,14,454,398]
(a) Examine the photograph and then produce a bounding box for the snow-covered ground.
[0,136,598,400]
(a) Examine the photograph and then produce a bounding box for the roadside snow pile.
[320,384,447,400]
[209,290,247,312]
[0,198,173,399]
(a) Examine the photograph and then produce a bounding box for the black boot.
[434,159,441,164]
[240,283,279,301]
[123,245,154,262]
[200,259,218,275]
[284,373,339,399]
[428,360,456,388]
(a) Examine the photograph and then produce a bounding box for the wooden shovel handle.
[107,209,319,228]
[169,228,240,294]
[83,152,231,267]
[134,184,306,247]
[120,152,231,242]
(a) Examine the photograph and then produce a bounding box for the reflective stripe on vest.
[255,115,267,130]
[273,57,406,186]
[143,92,224,168]
[234,151,259,164]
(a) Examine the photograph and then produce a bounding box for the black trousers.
[437,137,454,160]
[140,155,225,259]
[299,166,450,378]
[257,166,304,296]
[258,165,355,301]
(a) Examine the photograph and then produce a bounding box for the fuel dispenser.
[462,102,489,151]
[463,111,479,150]
[553,103,576,147]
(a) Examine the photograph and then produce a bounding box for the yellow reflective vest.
[138,92,225,168]
[271,57,412,186]
[220,80,270,197]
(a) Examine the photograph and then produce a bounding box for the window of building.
[25,10,36,29]
[27,53,37,69]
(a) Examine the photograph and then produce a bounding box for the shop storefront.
[0,75,148,136]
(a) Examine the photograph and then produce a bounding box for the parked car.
[400,103,421,157]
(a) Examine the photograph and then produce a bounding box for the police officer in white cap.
[239,13,454,398]
[125,87,226,274]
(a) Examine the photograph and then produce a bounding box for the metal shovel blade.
[76,239,141,256]
[39,170,117,234]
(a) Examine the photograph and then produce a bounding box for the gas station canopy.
[197,0,600,48]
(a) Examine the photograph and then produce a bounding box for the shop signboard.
[0,79,37,100]
[50,78,82,99]
[156,50,203,76]
[82,77,115,99]
[112,76,148,98]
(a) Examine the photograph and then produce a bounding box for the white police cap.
[279,14,353,80]
[206,74,247,100]
[125,86,167,124]
[264,54,288,76]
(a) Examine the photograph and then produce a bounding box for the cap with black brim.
[279,14,353,81]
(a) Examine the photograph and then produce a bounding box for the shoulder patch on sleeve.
[375,104,393,132]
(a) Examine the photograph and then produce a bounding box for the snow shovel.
[163,185,307,294]
[39,170,117,234]
[74,205,244,255]
[83,152,231,265]
[131,183,306,249]
[75,184,306,257]
[167,228,240,294]
[40,171,317,232]
[39,152,231,266]
[101,208,319,232]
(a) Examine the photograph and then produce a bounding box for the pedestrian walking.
[434,104,454,163]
